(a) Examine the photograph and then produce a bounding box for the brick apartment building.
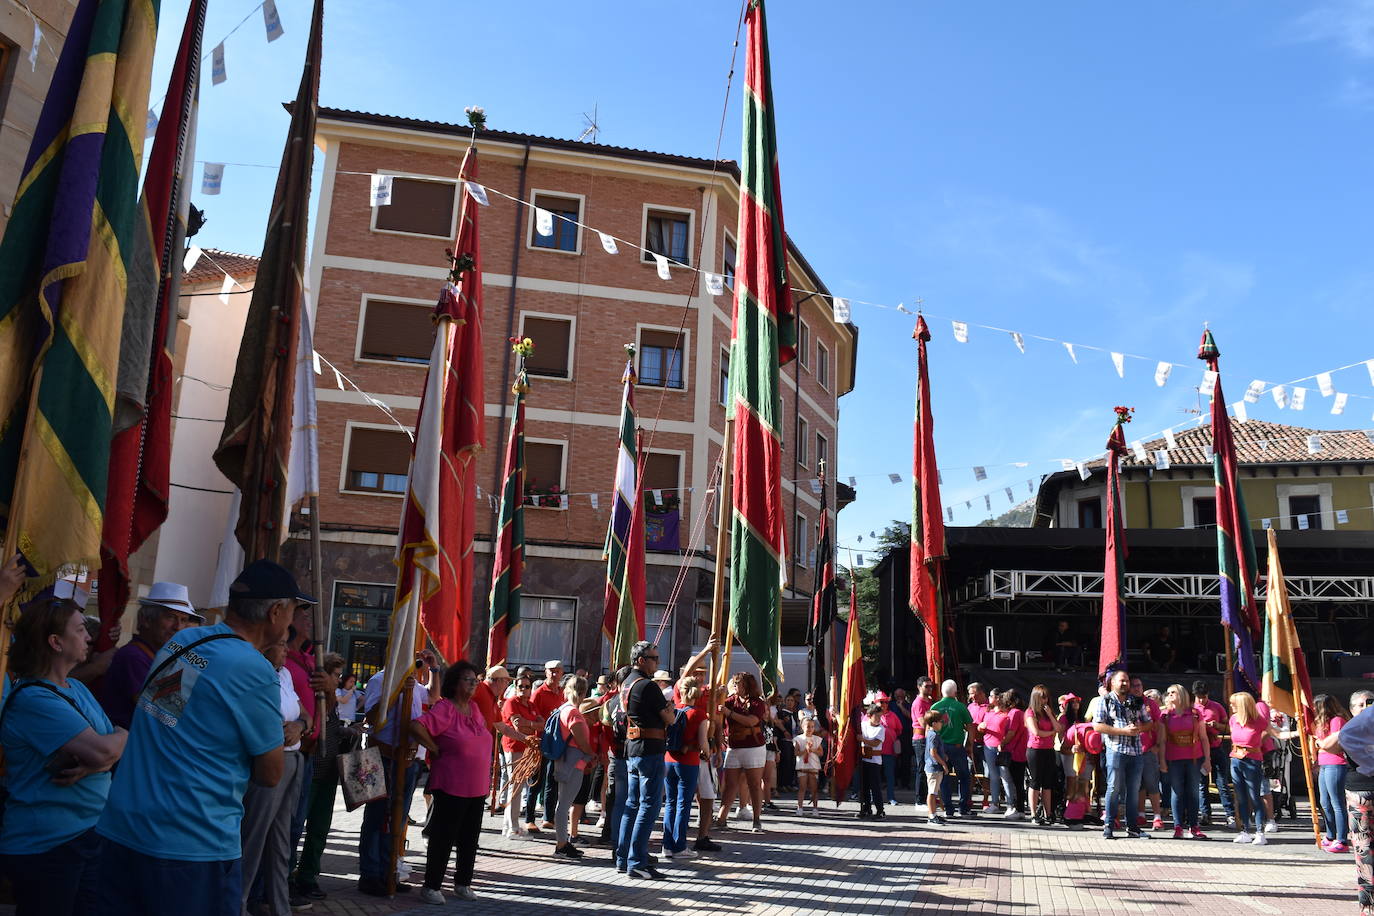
[283,109,857,680]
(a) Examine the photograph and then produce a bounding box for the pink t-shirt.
[416,698,494,797]
[1195,699,1226,749]
[1256,701,1278,753]
[1161,709,1204,761]
[1139,697,1162,752]
[1025,710,1057,750]
[1317,717,1346,766]
[982,709,1009,749]
[1005,711,1029,762]
[1229,713,1265,759]
[880,709,903,755]
[913,695,933,721]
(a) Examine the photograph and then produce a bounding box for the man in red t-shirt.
[529,660,566,830]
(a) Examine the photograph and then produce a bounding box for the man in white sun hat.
[98,582,203,729]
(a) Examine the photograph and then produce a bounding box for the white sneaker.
[420,887,446,905]
[675,847,696,858]
[1232,832,1253,844]
[795,805,805,815]
[1252,833,1268,846]
[662,849,676,861]
[737,806,753,821]
[453,886,477,901]
[1264,821,1278,834]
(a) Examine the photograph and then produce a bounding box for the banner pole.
[708,419,733,737]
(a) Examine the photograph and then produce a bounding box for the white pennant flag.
[559,494,569,511]
[201,163,224,195]
[1063,342,1077,363]
[28,20,40,71]
[857,554,865,567]
[218,273,234,304]
[1199,370,1217,395]
[534,207,554,238]
[704,273,724,296]
[1131,440,1147,461]
[1076,462,1090,481]
[597,231,617,254]
[1011,332,1025,353]
[653,254,672,281]
[145,108,158,138]
[211,42,227,85]
[887,473,902,484]
[1333,392,1349,415]
[964,500,971,510]
[1028,480,1034,493]
[809,479,821,495]
[332,368,344,391]
[848,476,856,488]
[973,466,987,481]
[1298,514,1310,530]
[895,303,911,314]
[1317,372,1335,397]
[937,471,943,485]
[650,489,663,506]
[465,181,489,206]
[1203,445,1214,462]
[1060,459,1075,471]
[1163,428,1177,450]
[952,321,968,343]
[1307,434,1321,455]
[262,0,285,41]
[1291,387,1307,410]
[369,174,393,207]
[1244,380,1265,403]
[984,494,992,511]
[1272,385,1288,408]
[589,492,600,510]
[1367,359,1374,386]
[1260,439,1270,451]
[1233,401,1248,423]
[1154,450,1170,470]
[183,245,203,273]
[1155,361,1171,387]
[946,507,953,523]
[312,350,321,375]
[1262,518,1273,530]
[1111,352,1125,378]
[832,297,850,323]
[1338,509,1350,525]
[1004,487,1014,502]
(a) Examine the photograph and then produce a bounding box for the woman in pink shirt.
[1314,693,1351,851]
[1228,692,1279,846]
[1024,685,1063,825]
[410,661,493,904]
[1001,690,1029,820]
[1159,684,1209,839]
[977,692,1009,814]
[876,692,904,808]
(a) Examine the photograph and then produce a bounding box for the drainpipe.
[490,140,532,504]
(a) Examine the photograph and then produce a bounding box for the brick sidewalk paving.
[301,794,1353,916]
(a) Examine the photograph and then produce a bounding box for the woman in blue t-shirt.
[0,596,126,915]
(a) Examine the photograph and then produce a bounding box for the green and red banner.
[487,343,530,666]
[728,0,796,696]
[602,354,645,668]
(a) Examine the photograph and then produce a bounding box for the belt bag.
[1168,731,1198,746]
[626,725,665,740]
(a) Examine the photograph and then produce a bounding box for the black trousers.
[424,791,484,890]
[860,763,884,814]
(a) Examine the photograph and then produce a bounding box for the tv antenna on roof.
[577,104,600,143]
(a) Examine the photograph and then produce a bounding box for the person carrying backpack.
[614,642,675,880]
[662,677,708,860]
[545,676,594,860]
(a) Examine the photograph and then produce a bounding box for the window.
[1192,497,1217,529]
[524,441,566,508]
[529,192,581,253]
[794,513,809,568]
[816,433,828,473]
[358,298,433,364]
[796,417,809,467]
[645,603,675,668]
[507,596,576,668]
[817,343,831,390]
[718,348,730,407]
[344,426,411,495]
[519,314,574,379]
[797,321,811,369]
[638,329,685,390]
[1290,495,1322,530]
[722,234,737,290]
[1076,497,1103,529]
[373,176,456,237]
[644,208,691,266]
[643,452,682,513]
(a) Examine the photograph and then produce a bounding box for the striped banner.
[487,348,529,666]
[602,352,644,668]
[0,0,163,587]
[728,0,796,696]
[1261,528,1314,726]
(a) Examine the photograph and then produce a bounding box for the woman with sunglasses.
[500,673,539,839]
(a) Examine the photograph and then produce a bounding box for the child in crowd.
[859,704,886,820]
[924,710,951,826]
[1063,779,1091,827]
[794,716,823,815]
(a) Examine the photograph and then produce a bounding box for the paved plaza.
[299,792,1353,916]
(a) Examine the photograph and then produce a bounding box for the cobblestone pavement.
[302,793,1353,916]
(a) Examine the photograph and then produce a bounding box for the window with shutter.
[373,177,456,237]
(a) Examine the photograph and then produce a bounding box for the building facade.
[284,109,857,681]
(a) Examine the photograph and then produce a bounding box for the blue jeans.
[1230,756,1264,834]
[359,757,421,881]
[663,761,700,853]
[604,756,628,844]
[1199,746,1235,820]
[939,744,971,816]
[96,837,242,916]
[1319,763,1349,843]
[982,744,1003,809]
[616,753,665,872]
[1104,748,1145,831]
[1166,758,1201,829]
[882,754,897,804]
[2,827,101,916]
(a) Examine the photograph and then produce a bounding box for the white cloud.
[1294,0,1374,57]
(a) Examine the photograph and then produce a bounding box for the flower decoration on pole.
[464,105,486,130]
[1113,405,1134,425]
[509,336,533,395]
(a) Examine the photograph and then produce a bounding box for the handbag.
[339,744,388,811]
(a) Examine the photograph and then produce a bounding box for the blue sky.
[151,0,1374,562]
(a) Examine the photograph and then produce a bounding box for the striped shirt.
[1093,693,1152,756]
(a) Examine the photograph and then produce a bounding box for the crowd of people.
[1,550,1372,913]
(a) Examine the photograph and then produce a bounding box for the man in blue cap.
[96,560,313,916]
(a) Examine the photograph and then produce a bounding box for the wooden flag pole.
[1281,613,1323,847]
[1223,632,1235,702]
[708,419,734,738]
